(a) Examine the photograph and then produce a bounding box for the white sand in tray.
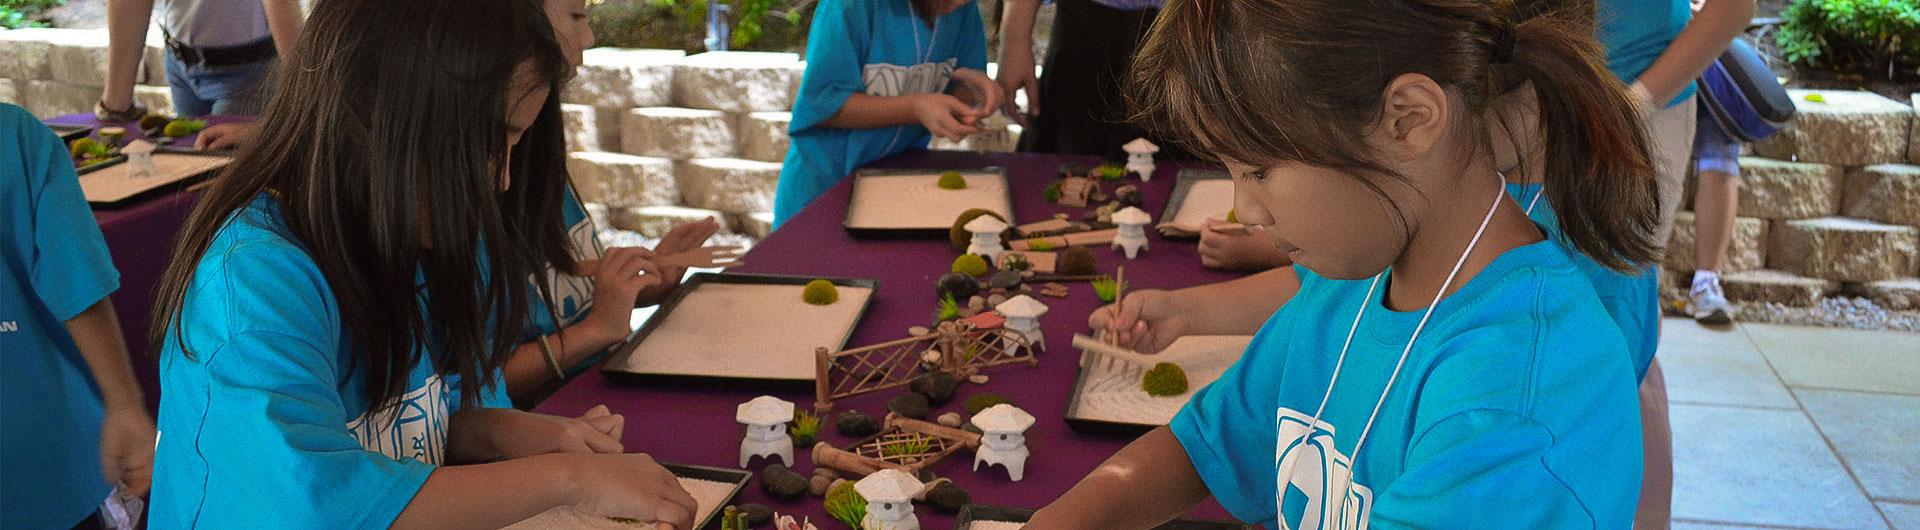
[1168,179,1234,230]
[79,153,230,203]
[847,172,1013,229]
[965,521,1029,530]
[503,477,738,529]
[608,282,874,380]
[1072,335,1252,426]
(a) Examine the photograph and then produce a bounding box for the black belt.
[163,30,277,68]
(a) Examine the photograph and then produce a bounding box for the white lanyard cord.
[1301,174,1509,528]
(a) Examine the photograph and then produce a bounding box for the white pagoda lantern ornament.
[854,469,923,530]
[1123,137,1159,181]
[736,395,795,468]
[123,139,158,178]
[994,295,1049,352]
[972,404,1035,481]
[963,214,1008,264]
[1111,206,1152,259]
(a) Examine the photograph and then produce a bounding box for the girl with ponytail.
[1041,1,1658,527]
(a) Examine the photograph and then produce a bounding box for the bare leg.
[1692,169,1739,272]
[1634,360,1674,530]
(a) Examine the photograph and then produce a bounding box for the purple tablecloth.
[47,114,250,413]
[535,150,1248,529]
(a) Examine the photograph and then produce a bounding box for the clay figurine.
[995,295,1049,351]
[971,404,1035,481]
[1123,137,1160,181]
[737,395,796,467]
[123,139,158,178]
[855,469,923,530]
[1110,206,1152,259]
[964,214,1008,263]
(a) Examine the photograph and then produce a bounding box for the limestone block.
[562,104,603,152]
[1843,164,1920,228]
[1768,217,1919,283]
[737,111,791,163]
[1721,270,1836,307]
[583,202,614,233]
[566,151,679,208]
[672,51,804,112]
[133,84,172,117]
[732,211,775,239]
[142,34,165,87]
[1737,156,1844,220]
[1855,278,1920,310]
[0,28,61,80]
[47,29,113,86]
[1754,90,1914,166]
[610,205,730,238]
[0,78,16,106]
[1664,212,1768,273]
[1911,93,1919,164]
[620,107,733,159]
[563,48,682,109]
[676,158,781,215]
[22,80,101,118]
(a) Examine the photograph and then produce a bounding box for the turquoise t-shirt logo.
[1276,408,1374,530]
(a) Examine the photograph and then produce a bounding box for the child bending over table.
[772,0,1004,226]
[1030,0,1662,527]
[145,1,698,527]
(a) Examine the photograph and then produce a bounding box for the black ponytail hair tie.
[1491,19,1518,64]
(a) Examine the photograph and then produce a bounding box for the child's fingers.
[583,413,625,439]
[577,422,626,454]
[578,404,611,420]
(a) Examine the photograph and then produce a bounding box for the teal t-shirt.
[1171,239,1643,529]
[1598,0,1697,107]
[0,104,121,528]
[773,0,989,225]
[1510,183,1660,379]
[151,195,513,528]
[529,187,609,375]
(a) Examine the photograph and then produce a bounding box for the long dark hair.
[1129,0,1660,271]
[150,0,577,412]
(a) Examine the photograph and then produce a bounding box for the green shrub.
[1776,0,1920,80]
[588,0,813,52]
[2,0,66,29]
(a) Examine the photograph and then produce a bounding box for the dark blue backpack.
[1697,37,1797,142]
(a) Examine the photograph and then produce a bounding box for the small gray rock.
[988,270,1024,290]
[925,482,971,513]
[888,393,931,419]
[808,475,833,497]
[910,372,960,405]
[740,504,774,525]
[836,410,881,438]
[759,464,808,499]
[937,412,964,428]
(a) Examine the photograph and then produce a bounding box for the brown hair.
[1129,0,1660,271]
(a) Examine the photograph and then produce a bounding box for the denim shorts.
[1693,105,1743,176]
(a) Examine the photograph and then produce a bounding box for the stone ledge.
[1852,278,1920,311]
[1722,269,1838,307]
[1768,217,1919,283]
[1754,89,1914,166]
[1665,212,1767,273]
[1843,164,1920,228]
[737,111,791,163]
[1737,156,1845,220]
[671,51,804,113]
[610,205,731,238]
[565,151,680,209]
[564,48,683,110]
[620,107,735,160]
[676,158,781,215]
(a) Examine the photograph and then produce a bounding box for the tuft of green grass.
[881,437,931,459]
[1092,275,1127,303]
[823,481,867,527]
[1027,238,1056,252]
[790,410,821,439]
[936,293,962,322]
[1095,164,1126,181]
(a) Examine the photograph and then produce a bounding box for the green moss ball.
[951,253,989,276]
[937,171,967,190]
[802,279,839,305]
[1142,362,1190,396]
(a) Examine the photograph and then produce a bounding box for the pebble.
[759,464,809,499]
[888,393,931,419]
[987,294,1009,307]
[740,504,774,525]
[836,410,881,438]
[808,475,833,497]
[968,296,987,311]
[910,372,960,405]
[925,482,971,513]
[813,467,839,480]
[936,412,964,428]
[908,325,930,336]
[969,374,989,384]
[921,351,942,364]
[987,270,1024,290]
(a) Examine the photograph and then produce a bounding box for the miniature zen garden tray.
[75,149,231,206]
[955,505,1252,530]
[1063,335,1254,434]
[502,463,749,529]
[843,167,1014,237]
[1157,169,1234,238]
[602,273,878,385]
[49,124,93,142]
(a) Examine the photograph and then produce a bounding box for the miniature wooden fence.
[813,321,1036,413]
[810,413,983,476]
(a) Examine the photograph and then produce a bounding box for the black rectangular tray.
[1157,168,1232,239]
[955,504,1252,529]
[843,166,1016,238]
[600,272,879,387]
[49,124,93,142]
[76,147,230,207]
[660,463,752,530]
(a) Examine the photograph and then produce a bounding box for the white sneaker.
[1690,277,1735,325]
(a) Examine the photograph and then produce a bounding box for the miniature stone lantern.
[736,395,795,467]
[994,295,1049,352]
[1111,206,1152,259]
[1123,137,1159,181]
[971,404,1035,481]
[964,214,1008,264]
[855,468,923,530]
[123,139,157,178]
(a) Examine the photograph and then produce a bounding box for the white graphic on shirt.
[1276,407,1374,530]
[0,320,17,333]
[862,59,957,97]
[346,374,451,465]
[533,214,602,327]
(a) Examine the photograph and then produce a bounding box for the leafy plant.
[1,0,65,29]
[1776,0,1920,80]
[1094,164,1127,181]
[935,293,962,322]
[823,481,867,528]
[789,410,821,439]
[587,0,814,51]
[1043,182,1063,202]
[1092,275,1127,303]
[1026,238,1056,252]
[881,437,931,459]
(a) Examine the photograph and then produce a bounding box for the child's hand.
[581,247,663,344]
[563,452,699,529]
[453,406,626,461]
[911,94,985,141]
[1199,223,1292,271]
[194,123,260,151]
[1088,290,1188,354]
[633,218,723,306]
[99,405,155,497]
[949,68,1004,123]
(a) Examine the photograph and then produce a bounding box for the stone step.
[561,104,626,153]
[47,28,112,86]
[563,48,682,110]
[1721,269,1837,307]
[677,158,781,215]
[0,28,64,80]
[1768,217,1919,283]
[1664,211,1768,273]
[1851,277,1920,311]
[1754,89,1915,166]
[565,151,679,209]
[672,51,804,113]
[1736,156,1844,220]
[19,79,100,118]
[737,111,791,163]
[620,107,735,160]
[732,211,775,239]
[608,205,731,238]
[1843,164,1920,228]
[134,85,172,117]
